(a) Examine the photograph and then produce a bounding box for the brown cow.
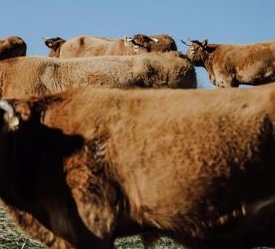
[0,52,196,99]
[0,36,27,59]
[44,34,176,58]
[183,39,275,88]
[0,83,275,249]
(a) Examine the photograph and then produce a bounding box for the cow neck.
[204,52,215,76]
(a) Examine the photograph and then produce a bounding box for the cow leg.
[140,233,188,249]
[140,233,160,249]
[0,202,74,249]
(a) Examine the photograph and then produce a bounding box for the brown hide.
[0,84,275,248]
[0,36,27,59]
[185,39,275,87]
[0,52,196,99]
[59,36,114,58]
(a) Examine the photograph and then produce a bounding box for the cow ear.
[0,100,20,131]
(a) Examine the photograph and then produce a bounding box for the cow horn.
[150,37,159,43]
[181,39,190,46]
[190,40,202,45]
[125,36,133,42]
[0,100,19,130]
[0,100,15,118]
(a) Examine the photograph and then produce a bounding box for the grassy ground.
[0,206,273,249]
[114,236,182,249]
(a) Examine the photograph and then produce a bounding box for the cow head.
[43,37,66,57]
[0,36,27,60]
[124,34,159,54]
[182,39,213,67]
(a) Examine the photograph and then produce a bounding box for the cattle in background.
[44,34,177,58]
[0,83,275,248]
[0,52,196,99]
[182,39,275,88]
[0,36,27,59]
[43,37,66,57]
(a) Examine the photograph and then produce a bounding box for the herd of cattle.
[0,34,274,249]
